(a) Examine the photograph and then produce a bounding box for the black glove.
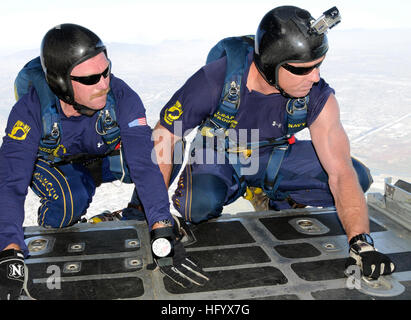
[148,225,209,288]
[172,214,197,246]
[0,249,26,300]
[346,239,395,280]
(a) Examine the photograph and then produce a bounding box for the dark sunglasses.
[282,61,323,76]
[70,63,111,85]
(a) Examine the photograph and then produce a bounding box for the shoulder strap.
[95,91,121,150]
[261,96,308,199]
[201,36,254,135]
[15,57,62,155]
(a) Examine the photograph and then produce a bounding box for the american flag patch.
[128,117,147,127]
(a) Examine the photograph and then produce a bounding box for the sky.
[0,0,410,53]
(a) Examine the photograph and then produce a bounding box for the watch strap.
[349,233,374,247]
[156,219,173,227]
[156,257,173,267]
[150,226,174,241]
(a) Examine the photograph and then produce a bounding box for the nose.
[96,73,110,90]
[308,67,321,83]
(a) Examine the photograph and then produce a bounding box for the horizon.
[1,0,411,53]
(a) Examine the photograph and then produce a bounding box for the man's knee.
[36,185,92,228]
[31,161,95,228]
[172,173,227,224]
[352,158,373,192]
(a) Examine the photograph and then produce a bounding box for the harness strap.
[95,93,121,149]
[15,57,63,160]
[200,36,254,134]
[261,145,289,199]
[259,96,308,200]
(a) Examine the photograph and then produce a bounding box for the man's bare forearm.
[152,122,178,189]
[329,169,370,242]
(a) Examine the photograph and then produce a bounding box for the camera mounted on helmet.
[309,7,341,35]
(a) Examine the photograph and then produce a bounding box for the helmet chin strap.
[274,83,307,100]
[274,83,293,99]
[71,100,102,117]
[254,61,307,99]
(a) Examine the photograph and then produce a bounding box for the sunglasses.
[70,63,111,85]
[282,61,323,76]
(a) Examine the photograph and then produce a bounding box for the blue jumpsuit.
[158,52,372,223]
[0,75,172,256]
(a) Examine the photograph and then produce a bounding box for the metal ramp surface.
[22,179,411,300]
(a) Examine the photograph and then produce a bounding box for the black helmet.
[40,23,107,110]
[254,6,329,89]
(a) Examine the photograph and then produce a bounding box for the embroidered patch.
[128,117,147,127]
[8,120,31,141]
[164,100,183,125]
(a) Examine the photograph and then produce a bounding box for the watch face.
[152,238,172,258]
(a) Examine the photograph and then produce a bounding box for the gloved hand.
[148,224,209,288]
[172,214,197,246]
[0,249,26,300]
[346,239,395,280]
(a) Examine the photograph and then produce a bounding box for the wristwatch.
[150,226,174,265]
[349,233,374,247]
[155,219,173,227]
[152,237,172,258]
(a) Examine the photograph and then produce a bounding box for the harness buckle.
[50,122,60,139]
[228,81,240,101]
[286,97,308,115]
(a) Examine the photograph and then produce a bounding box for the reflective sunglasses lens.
[71,65,110,85]
[282,61,322,75]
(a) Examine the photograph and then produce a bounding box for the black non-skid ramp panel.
[27,277,144,300]
[186,221,256,247]
[291,251,411,282]
[274,243,321,259]
[164,266,288,294]
[189,246,271,268]
[22,205,411,300]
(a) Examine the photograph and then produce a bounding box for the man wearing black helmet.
[153,6,395,281]
[0,24,208,299]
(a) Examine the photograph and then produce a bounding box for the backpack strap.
[200,36,254,137]
[261,96,308,199]
[193,36,254,197]
[95,91,121,150]
[15,57,62,161]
